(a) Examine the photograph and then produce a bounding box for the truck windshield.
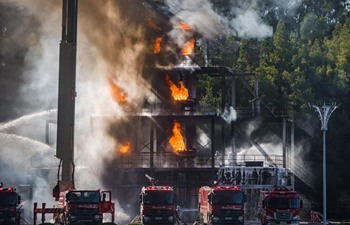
[144,191,174,205]
[0,193,17,206]
[267,198,299,209]
[67,191,100,204]
[212,191,243,205]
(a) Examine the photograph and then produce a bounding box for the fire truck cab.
[0,182,21,225]
[34,189,115,225]
[139,185,177,225]
[198,184,245,225]
[260,188,303,225]
[64,190,114,224]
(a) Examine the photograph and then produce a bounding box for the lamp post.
[311,102,338,225]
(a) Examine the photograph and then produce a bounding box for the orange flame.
[109,79,127,103]
[169,122,186,153]
[154,37,162,54]
[178,22,192,30]
[181,38,195,55]
[119,143,131,154]
[165,75,189,101]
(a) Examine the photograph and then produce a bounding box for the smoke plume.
[0,0,152,222]
[0,0,306,223]
[164,0,275,39]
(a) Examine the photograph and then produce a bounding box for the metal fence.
[114,152,284,169]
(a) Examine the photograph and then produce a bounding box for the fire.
[165,74,189,101]
[109,79,127,103]
[178,22,192,30]
[181,38,195,55]
[118,143,131,154]
[169,121,186,153]
[154,37,162,54]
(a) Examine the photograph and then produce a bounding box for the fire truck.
[260,188,303,225]
[0,182,21,225]
[33,189,115,225]
[139,175,177,225]
[197,184,245,225]
[30,1,116,224]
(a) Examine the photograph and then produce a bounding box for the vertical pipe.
[42,203,46,224]
[221,124,225,166]
[255,76,261,115]
[221,75,226,110]
[291,121,295,170]
[221,75,226,166]
[231,75,236,108]
[33,202,37,225]
[282,118,286,168]
[211,116,215,177]
[323,130,327,225]
[231,123,236,166]
[150,125,154,169]
[205,40,210,66]
[231,75,237,165]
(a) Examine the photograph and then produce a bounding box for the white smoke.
[0,0,151,223]
[0,131,57,221]
[221,106,237,124]
[166,0,231,40]
[164,0,276,40]
[230,10,273,39]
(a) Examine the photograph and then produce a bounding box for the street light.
[311,102,339,225]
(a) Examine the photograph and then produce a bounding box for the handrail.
[114,152,283,168]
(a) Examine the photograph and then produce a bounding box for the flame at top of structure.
[154,37,163,54]
[118,143,131,154]
[109,79,127,103]
[169,121,186,154]
[181,38,195,55]
[178,22,192,31]
[165,74,189,101]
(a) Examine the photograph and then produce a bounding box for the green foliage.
[300,13,328,42]
[196,0,350,219]
[198,75,222,110]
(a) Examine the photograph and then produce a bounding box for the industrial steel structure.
[50,0,297,221]
[90,66,296,219]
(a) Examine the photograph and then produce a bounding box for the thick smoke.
[0,1,56,120]
[0,0,307,223]
[230,10,273,39]
[0,0,152,223]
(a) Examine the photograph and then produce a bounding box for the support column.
[282,118,286,168]
[150,125,154,169]
[211,116,215,177]
[221,75,226,165]
[231,75,237,165]
[255,76,261,116]
[290,121,295,170]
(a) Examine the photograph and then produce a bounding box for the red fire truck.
[139,175,177,225]
[198,184,245,225]
[34,189,115,225]
[0,182,21,225]
[260,188,303,225]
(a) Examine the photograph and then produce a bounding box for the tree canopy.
[198,0,350,218]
